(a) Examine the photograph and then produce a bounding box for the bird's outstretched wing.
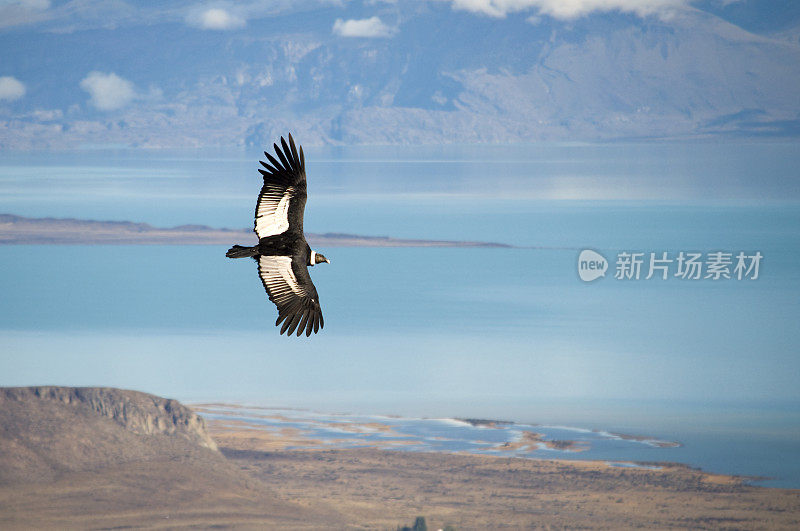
[254,134,307,239]
[257,255,324,337]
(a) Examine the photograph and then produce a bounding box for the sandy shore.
[205,417,800,529]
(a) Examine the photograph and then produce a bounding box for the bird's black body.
[257,233,309,257]
[226,134,329,337]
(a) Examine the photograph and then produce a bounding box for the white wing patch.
[258,255,305,306]
[255,185,294,238]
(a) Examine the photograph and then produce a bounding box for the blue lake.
[0,143,799,487]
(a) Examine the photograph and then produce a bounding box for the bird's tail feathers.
[226,245,259,259]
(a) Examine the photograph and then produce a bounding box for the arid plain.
[0,387,798,529]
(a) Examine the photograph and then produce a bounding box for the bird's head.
[309,250,330,266]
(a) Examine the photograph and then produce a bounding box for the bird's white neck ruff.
[310,250,316,266]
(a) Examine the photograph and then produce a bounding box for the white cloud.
[448,0,689,19]
[0,76,26,101]
[80,71,136,111]
[0,0,51,29]
[30,108,62,121]
[187,7,245,30]
[333,16,395,38]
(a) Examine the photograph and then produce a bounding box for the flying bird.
[226,134,329,337]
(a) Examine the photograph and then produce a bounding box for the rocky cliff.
[1,386,217,450]
[0,386,217,484]
[0,387,343,527]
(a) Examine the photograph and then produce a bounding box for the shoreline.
[0,213,513,248]
[193,403,774,489]
[213,446,800,528]
[2,386,798,528]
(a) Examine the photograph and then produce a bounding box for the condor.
[226,134,329,337]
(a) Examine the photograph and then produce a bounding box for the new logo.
[578,249,608,282]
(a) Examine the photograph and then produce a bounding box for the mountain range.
[0,0,799,148]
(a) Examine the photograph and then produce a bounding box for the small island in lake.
[0,213,513,248]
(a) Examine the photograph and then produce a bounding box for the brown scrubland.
[1,387,798,529]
